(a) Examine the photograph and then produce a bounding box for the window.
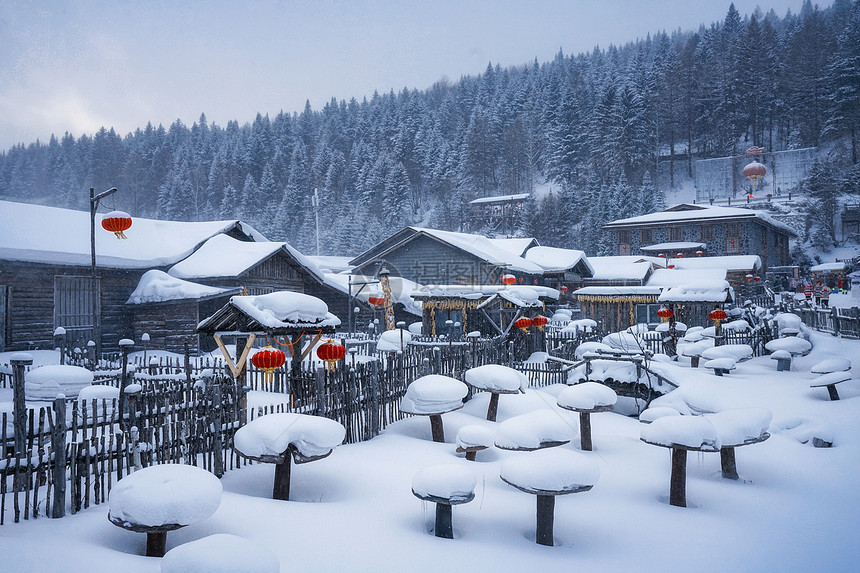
[636,303,662,325]
[639,228,654,244]
[54,276,98,332]
[725,223,741,254]
[700,225,715,242]
[618,230,631,255]
[668,227,684,242]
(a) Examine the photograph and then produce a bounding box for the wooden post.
[486,393,500,422]
[429,414,445,443]
[212,380,224,478]
[435,503,454,539]
[315,365,327,416]
[10,356,32,459]
[669,447,687,508]
[273,457,292,501]
[146,531,168,558]
[720,446,739,480]
[51,396,67,518]
[370,360,380,437]
[117,341,133,430]
[580,412,593,451]
[536,494,555,546]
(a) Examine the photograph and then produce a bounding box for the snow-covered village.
[2,1,860,572]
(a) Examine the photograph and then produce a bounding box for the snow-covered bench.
[810,372,852,401]
[703,357,736,377]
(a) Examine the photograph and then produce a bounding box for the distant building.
[467,193,530,235]
[601,203,796,274]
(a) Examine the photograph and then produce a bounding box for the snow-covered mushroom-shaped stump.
[162,533,280,573]
[765,337,812,360]
[556,382,617,451]
[638,407,682,424]
[770,350,792,372]
[700,344,753,363]
[810,372,853,401]
[108,463,222,557]
[464,364,527,422]
[456,425,494,461]
[411,464,476,539]
[400,375,468,443]
[704,408,771,480]
[494,410,575,452]
[25,364,94,400]
[640,416,719,508]
[811,358,852,375]
[233,412,346,501]
[500,449,599,546]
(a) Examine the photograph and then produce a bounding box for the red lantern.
[742,161,767,192]
[656,307,674,322]
[502,274,516,285]
[251,346,286,385]
[532,316,548,331]
[658,254,665,258]
[676,253,684,258]
[514,316,532,333]
[559,285,568,293]
[709,308,727,326]
[696,250,704,257]
[317,340,346,371]
[101,211,132,239]
[368,295,385,306]
[668,264,676,269]
[745,274,754,281]
[754,276,761,283]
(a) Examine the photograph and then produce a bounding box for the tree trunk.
[670,447,687,508]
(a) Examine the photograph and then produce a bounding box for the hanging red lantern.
[367,295,385,306]
[742,161,767,192]
[754,276,761,283]
[676,253,684,258]
[559,285,568,293]
[501,274,516,285]
[101,211,132,239]
[709,308,727,326]
[532,316,548,331]
[317,340,346,371]
[696,250,704,257]
[745,274,754,281]
[668,264,676,269]
[514,316,532,333]
[251,346,286,385]
[656,307,674,322]
[657,254,666,258]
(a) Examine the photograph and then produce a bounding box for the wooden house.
[601,203,796,273]
[522,246,594,299]
[0,200,341,354]
[467,193,530,235]
[348,227,545,287]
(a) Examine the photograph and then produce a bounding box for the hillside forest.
[1,1,859,257]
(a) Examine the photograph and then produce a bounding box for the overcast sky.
[0,0,808,151]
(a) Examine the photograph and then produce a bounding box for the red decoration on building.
[501,274,516,285]
[532,316,548,331]
[709,308,727,326]
[559,285,568,293]
[676,253,684,258]
[317,340,346,371]
[658,254,665,258]
[657,307,674,322]
[514,316,532,333]
[745,274,754,280]
[668,264,676,269]
[251,346,286,384]
[754,276,761,282]
[101,211,132,239]
[696,250,704,256]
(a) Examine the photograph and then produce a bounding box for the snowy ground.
[2,330,859,572]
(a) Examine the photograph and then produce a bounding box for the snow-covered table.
[494,410,574,451]
[108,463,222,557]
[703,357,737,377]
[455,425,494,461]
[810,371,853,401]
[400,375,468,443]
[464,364,527,421]
[233,412,346,501]
[411,464,476,539]
[640,416,719,508]
[765,337,812,357]
[500,449,599,546]
[810,358,851,375]
[556,382,617,451]
[705,408,771,480]
[769,350,792,372]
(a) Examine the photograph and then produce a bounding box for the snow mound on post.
[400,375,468,415]
[495,410,575,450]
[501,449,599,493]
[465,364,528,393]
[411,464,476,501]
[557,382,617,410]
[701,344,753,362]
[233,413,346,459]
[377,328,412,352]
[705,408,771,446]
[162,533,279,573]
[108,464,222,527]
[25,365,94,400]
[640,415,720,450]
[456,425,495,450]
[765,337,812,355]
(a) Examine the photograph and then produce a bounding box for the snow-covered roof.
[411,284,559,304]
[585,256,655,282]
[127,270,238,304]
[488,237,538,257]
[411,227,544,274]
[603,203,797,236]
[197,291,340,333]
[523,246,594,275]
[810,262,847,272]
[647,268,726,287]
[306,255,355,274]
[331,273,423,315]
[167,234,326,284]
[640,242,705,252]
[671,255,761,273]
[0,200,264,268]
[469,193,530,205]
[574,286,662,297]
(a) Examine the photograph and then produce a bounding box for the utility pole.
[312,187,320,256]
[90,187,117,356]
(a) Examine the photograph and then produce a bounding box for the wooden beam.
[214,333,256,379]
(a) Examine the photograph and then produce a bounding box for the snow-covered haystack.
[25,365,93,400]
[233,413,346,460]
[162,534,280,573]
[376,328,412,352]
